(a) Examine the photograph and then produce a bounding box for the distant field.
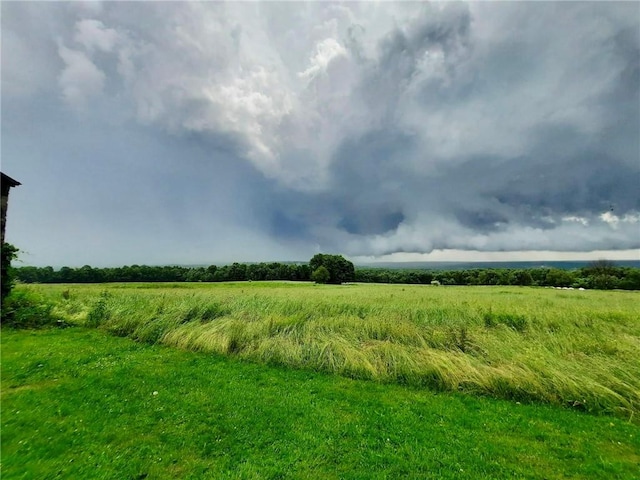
[20,282,640,418]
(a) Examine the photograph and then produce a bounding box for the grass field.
[14,282,640,418]
[2,327,639,479]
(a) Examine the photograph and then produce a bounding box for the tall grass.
[30,282,640,417]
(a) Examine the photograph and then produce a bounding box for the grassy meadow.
[2,327,639,479]
[15,282,640,418]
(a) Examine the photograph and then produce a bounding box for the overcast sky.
[2,1,639,267]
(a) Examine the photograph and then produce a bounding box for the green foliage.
[0,289,62,329]
[477,269,503,285]
[3,328,639,479]
[1,242,18,302]
[544,268,574,287]
[508,269,533,286]
[590,274,619,290]
[483,311,528,332]
[86,292,111,327]
[618,269,640,290]
[309,254,355,284]
[13,262,313,284]
[311,266,330,284]
[583,259,618,276]
[12,261,640,290]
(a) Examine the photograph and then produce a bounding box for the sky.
[2,1,639,268]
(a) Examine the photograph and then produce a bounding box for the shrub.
[311,266,331,284]
[1,242,18,303]
[86,292,111,327]
[0,289,62,328]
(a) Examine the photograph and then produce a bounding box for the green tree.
[582,259,618,277]
[618,268,640,290]
[1,243,18,304]
[545,268,575,287]
[228,263,247,281]
[311,266,331,284]
[590,274,619,290]
[309,254,355,284]
[478,269,502,286]
[508,270,533,286]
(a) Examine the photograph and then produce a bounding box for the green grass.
[2,327,639,479]
[18,282,640,418]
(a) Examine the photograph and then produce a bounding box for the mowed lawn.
[2,327,639,480]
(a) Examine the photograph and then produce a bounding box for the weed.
[86,292,111,327]
[447,326,473,353]
[483,311,528,332]
[1,289,61,329]
[200,303,230,323]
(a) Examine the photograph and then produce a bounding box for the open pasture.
[23,282,640,418]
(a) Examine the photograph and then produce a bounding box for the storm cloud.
[2,2,638,266]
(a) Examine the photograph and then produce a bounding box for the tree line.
[11,258,640,290]
[13,262,311,284]
[355,261,640,290]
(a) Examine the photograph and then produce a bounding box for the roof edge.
[1,172,21,187]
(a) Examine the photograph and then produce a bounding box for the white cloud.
[201,67,295,169]
[57,44,105,109]
[563,216,590,226]
[74,19,119,53]
[622,213,640,224]
[600,211,640,230]
[298,38,348,81]
[341,216,640,257]
[600,211,620,228]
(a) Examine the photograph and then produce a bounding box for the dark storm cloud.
[2,2,638,266]
[363,2,472,112]
[287,1,640,255]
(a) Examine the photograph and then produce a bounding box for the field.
[13,282,640,417]
[2,282,640,478]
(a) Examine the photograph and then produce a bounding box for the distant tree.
[309,254,355,284]
[246,263,265,281]
[204,265,218,282]
[544,268,575,287]
[417,271,434,284]
[589,274,619,290]
[508,270,533,286]
[583,259,617,276]
[311,266,331,284]
[228,263,247,281]
[77,265,95,283]
[478,269,502,286]
[581,260,623,290]
[528,268,549,286]
[185,267,206,282]
[58,266,74,283]
[618,268,640,290]
[294,264,311,281]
